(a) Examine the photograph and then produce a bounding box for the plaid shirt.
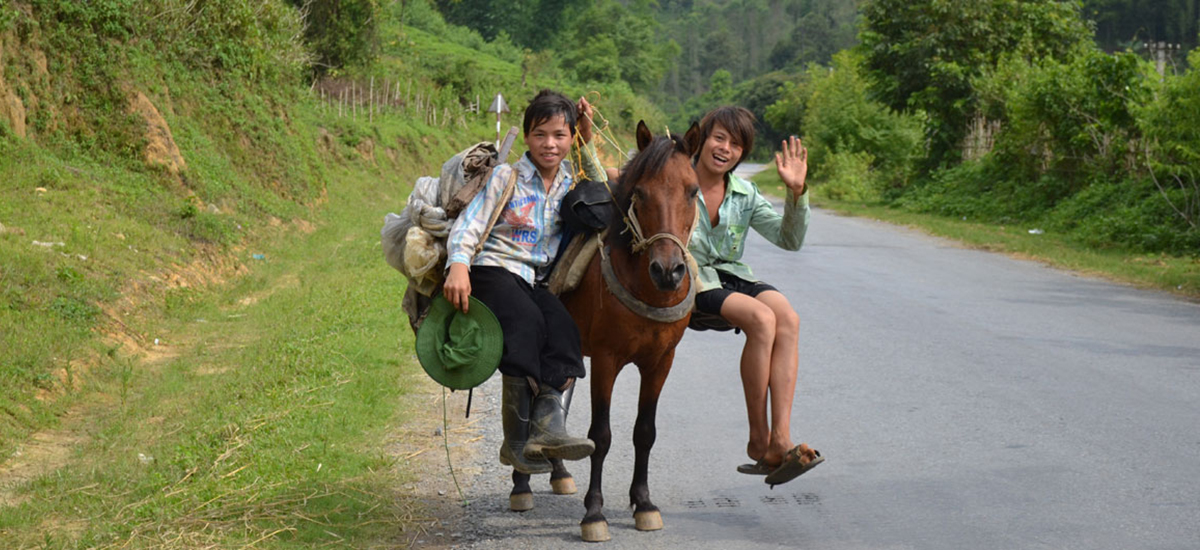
[689,174,810,292]
[447,146,603,285]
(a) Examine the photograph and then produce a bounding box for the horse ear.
[684,122,701,157]
[636,120,653,151]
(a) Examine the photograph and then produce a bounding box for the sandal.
[736,459,771,475]
[764,444,823,487]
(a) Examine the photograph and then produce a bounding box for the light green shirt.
[689,174,810,292]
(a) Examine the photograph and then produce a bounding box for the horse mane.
[609,133,689,242]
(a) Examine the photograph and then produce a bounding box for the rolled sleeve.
[749,187,809,251]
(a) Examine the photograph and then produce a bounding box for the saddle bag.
[383,129,520,333]
[560,178,615,233]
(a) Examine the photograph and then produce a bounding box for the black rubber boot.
[499,375,552,474]
[524,381,595,461]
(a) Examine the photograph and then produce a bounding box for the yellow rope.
[580,91,632,162]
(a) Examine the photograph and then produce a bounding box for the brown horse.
[556,121,700,542]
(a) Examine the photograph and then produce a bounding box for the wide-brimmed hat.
[415,295,503,390]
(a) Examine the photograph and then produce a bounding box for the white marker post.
[487,93,510,147]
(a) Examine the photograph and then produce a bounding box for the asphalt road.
[424,165,1200,549]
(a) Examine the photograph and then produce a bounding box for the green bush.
[1047,178,1200,252]
[818,150,878,201]
[978,48,1153,201]
[287,0,379,75]
[1138,48,1200,236]
[767,51,922,194]
[138,0,308,80]
[895,158,1011,220]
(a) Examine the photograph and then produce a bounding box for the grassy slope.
[0,5,530,545]
[753,165,1200,298]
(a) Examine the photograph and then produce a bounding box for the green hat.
[415,295,504,390]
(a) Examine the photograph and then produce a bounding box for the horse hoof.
[551,476,577,495]
[509,493,533,512]
[581,520,611,542]
[634,510,663,531]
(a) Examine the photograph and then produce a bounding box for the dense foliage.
[858,0,1094,169]
[287,0,380,75]
[766,52,923,199]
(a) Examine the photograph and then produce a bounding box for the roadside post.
[488,93,510,147]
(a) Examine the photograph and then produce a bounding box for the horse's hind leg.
[550,459,576,494]
[510,470,533,512]
[630,353,675,531]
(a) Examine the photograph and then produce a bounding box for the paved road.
[426,171,1200,549]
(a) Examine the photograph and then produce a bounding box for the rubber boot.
[499,375,552,475]
[549,383,578,495]
[524,381,595,461]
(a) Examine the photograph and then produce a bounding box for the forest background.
[1,0,1198,546]
[434,0,1200,257]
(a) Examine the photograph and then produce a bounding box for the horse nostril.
[670,263,687,286]
[649,260,666,280]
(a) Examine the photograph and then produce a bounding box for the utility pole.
[1145,41,1181,81]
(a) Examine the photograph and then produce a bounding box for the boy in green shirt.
[688,106,823,486]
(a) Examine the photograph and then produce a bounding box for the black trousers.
[468,266,585,389]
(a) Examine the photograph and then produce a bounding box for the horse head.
[613,120,701,292]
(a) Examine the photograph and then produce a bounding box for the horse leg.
[630,351,675,532]
[550,459,576,494]
[551,382,577,495]
[581,355,620,542]
[510,470,533,512]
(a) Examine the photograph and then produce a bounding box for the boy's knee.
[744,306,776,337]
[776,308,799,335]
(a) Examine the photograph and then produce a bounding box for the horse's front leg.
[581,354,620,542]
[630,349,677,532]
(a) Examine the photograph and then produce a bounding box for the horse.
[556,121,700,542]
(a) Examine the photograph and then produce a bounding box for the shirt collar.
[728,173,753,196]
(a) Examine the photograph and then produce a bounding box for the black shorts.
[693,271,779,316]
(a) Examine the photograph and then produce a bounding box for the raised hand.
[576,96,594,145]
[775,135,808,196]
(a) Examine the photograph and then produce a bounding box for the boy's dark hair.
[695,106,756,174]
[523,89,577,136]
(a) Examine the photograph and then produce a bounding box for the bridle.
[598,189,697,323]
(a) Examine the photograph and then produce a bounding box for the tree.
[767,0,859,69]
[557,0,676,93]
[289,0,380,74]
[858,0,1092,169]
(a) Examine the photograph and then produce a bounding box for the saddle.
[687,310,739,333]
